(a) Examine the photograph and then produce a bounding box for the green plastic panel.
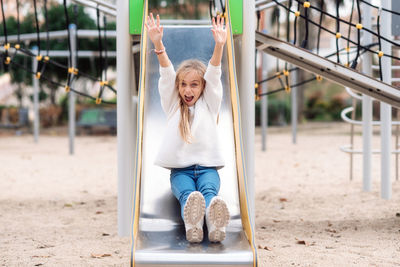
[130,0,144,35]
[129,0,242,35]
[229,0,242,35]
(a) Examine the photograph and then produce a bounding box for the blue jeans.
[170,165,220,220]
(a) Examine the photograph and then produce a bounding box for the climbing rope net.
[1,0,399,104]
[254,0,400,99]
[0,0,116,105]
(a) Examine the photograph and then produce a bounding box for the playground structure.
[0,0,117,153]
[1,0,400,266]
[254,0,400,201]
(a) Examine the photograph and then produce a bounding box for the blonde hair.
[175,59,206,143]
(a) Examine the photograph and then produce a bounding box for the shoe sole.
[208,198,230,242]
[184,192,205,243]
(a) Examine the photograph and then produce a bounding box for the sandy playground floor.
[0,122,399,266]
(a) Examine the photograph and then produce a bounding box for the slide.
[130,2,258,267]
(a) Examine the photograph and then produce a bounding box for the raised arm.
[145,13,170,67]
[210,15,227,67]
[202,15,227,114]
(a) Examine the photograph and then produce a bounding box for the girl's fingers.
[150,13,155,25]
[221,17,224,27]
[156,14,160,28]
[212,17,216,29]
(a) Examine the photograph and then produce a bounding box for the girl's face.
[178,70,204,107]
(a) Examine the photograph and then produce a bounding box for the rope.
[16,0,20,45]
[103,15,108,82]
[63,0,75,95]
[293,1,300,45]
[377,10,383,81]
[96,6,106,102]
[293,0,400,48]
[346,0,355,66]
[96,7,104,79]
[271,0,400,61]
[285,0,292,88]
[316,0,324,54]
[12,45,116,89]
[44,0,50,56]
[301,1,309,48]
[274,7,286,90]
[9,59,115,105]
[209,0,215,20]
[335,0,340,63]
[63,0,72,65]
[351,0,362,68]
[218,0,225,14]
[259,77,317,97]
[33,0,41,55]
[0,0,8,68]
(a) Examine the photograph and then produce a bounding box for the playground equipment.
[340,0,400,198]
[125,1,258,265]
[255,0,399,200]
[255,32,400,108]
[0,0,117,152]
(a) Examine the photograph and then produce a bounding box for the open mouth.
[184,96,194,103]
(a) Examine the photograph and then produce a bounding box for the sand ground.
[0,122,399,266]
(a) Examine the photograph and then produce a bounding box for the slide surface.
[131,25,255,266]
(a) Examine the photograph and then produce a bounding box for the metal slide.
[130,3,257,266]
[255,31,400,109]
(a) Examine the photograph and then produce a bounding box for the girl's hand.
[211,15,227,46]
[145,13,164,49]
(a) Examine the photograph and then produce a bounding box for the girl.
[145,13,230,243]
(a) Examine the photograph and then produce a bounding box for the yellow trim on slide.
[131,0,148,266]
[225,1,258,266]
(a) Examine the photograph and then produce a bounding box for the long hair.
[175,59,206,143]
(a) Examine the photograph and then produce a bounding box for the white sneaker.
[206,196,230,242]
[183,191,205,243]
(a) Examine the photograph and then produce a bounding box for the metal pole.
[291,66,297,144]
[396,109,399,181]
[361,0,372,191]
[239,0,255,224]
[261,54,268,151]
[380,0,392,199]
[117,0,135,237]
[350,97,356,181]
[261,11,269,151]
[32,46,39,143]
[68,24,77,155]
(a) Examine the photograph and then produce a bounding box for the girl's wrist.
[154,41,164,51]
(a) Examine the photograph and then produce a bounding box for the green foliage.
[255,95,291,126]
[303,82,350,121]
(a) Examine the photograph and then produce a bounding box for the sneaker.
[183,191,205,243]
[206,196,230,242]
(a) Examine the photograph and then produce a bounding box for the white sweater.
[154,62,225,169]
